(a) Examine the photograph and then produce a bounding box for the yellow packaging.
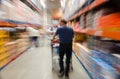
[75,33,87,43]
[0,59,7,67]
[0,30,9,38]
[0,38,4,44]
[0,53,7,61]
[0,46,6,54]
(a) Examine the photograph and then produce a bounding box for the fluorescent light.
[60,0,65,8]
[72,0,75,5]
[40,0,46,8]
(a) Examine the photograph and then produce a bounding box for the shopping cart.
[51,39,73,71]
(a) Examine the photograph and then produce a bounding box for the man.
[26,27,40,47]
[53,20,74,79]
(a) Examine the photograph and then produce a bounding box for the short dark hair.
[60,19,67,24]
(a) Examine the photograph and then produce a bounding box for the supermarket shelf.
[74,28,89,34]
[26,0,42,14]
[69,0,108,21]
[96,13,120,30]
[73,52,93,79]
[87,30,120,40]
[0,47,30,71]
[73,42,120,79]
[74,28,120,40]
[74,12,120,40]
[0,19,41,27]
[0,21,17,27]
[93,31,120,40]
[73,43,93,79]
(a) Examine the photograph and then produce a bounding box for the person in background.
[52,19,74,79]
[26,26,40,47]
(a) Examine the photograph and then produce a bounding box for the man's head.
[59,19,67,26]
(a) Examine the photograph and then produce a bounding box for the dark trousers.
[59,43,72,75]
[30,37,39,47]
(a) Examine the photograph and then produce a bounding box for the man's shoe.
[58,71,64,77]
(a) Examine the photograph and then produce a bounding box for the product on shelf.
[71,21,75,27]
[98,13,120,31]
[75,33,87,43]
[102,0,120,15]
[92,9,103,29]
[73,41,120,79]
[74,22,79,31]
[0,27,30,69]
[92,37,120,54]
[91,50,120,79]
[79,14,85,28]
[0,59,7,68]
[86,11,94,29]
[71,0,120,79]
[73,43,81,57]
[0,29,10,68]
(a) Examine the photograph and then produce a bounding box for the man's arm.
[52,33,57,40]
[52,28,59,40]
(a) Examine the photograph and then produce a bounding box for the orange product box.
[96,13,120,31]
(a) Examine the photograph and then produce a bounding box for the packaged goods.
[80,14,85,28]
[0,59,7,67]
[92,37,120,54]
[86,11,94,29]
[92,10,103,28]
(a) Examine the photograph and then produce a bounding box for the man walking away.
[26,27,40,47]
[53,19,74,79]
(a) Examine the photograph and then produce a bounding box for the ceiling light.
[40,0,46,8]
[60,0,66,8]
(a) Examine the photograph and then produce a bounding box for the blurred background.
[0,0,120,79]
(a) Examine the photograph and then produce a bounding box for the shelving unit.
[64,0,120,79]
[0,21,16,27]
[69,0,108,21]
[0,20,41,70]
[0,28,27,70]
[0,0,42,70]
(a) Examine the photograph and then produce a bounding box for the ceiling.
[27,0,62,19]
[20,0,62,26]
[45,0,62,19]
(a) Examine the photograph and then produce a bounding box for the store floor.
[0,35,90,79]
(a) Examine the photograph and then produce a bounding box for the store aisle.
[0,36,52,79]
[0,35,90,79]
[52,53,91,79]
